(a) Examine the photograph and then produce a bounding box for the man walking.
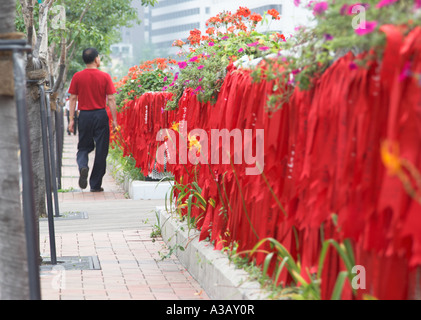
[68,48,118,192]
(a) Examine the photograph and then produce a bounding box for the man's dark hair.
[82,48,99,64]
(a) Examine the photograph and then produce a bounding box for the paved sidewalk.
[39,132,209,300]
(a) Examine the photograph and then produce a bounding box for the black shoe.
[90,188,104,192]
[79,167,89,190]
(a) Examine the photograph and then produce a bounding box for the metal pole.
[8,43,41,300]
[39,85,57,265]
[45,92,60,218]
[55,104,63,190]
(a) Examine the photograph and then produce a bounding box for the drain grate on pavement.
[40,256,101,271]
[40,211,88,221]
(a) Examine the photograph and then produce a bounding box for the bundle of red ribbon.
[110,26,421,299]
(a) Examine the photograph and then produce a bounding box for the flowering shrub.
[114,58,177,110]
[115,1,421,112]
[253,0,421,111]
[164,7,286,110]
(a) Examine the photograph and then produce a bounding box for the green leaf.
[331,271,348,300]
[262,252,274,277]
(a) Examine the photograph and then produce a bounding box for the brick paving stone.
[39,129,209,300]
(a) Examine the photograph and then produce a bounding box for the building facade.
[113,0,312,63]
[146,0,311,54]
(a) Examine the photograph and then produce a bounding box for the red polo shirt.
[68,68,116,110]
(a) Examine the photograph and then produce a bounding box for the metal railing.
[0,38,41,300]
[0,38,66,300]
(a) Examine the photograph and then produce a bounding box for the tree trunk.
[22,0,55,219]
[0,0,30,300]
[26,82,47,218]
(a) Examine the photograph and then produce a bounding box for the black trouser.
[77,109,109,190]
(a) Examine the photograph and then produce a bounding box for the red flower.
[278,33,286,41]
[188,28,202,45]
[249,13,263,23]
[267,9,281,20]
[206,16,222,26]
[206,27,215,35]
[236,6,251,18]
[172,39,185,47]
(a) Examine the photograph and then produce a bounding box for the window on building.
[251,4,283,16]
[151,22,200,37]
[152,8,200,23]
[111,46,120,55]
[154,0,195,8]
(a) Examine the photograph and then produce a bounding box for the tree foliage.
[16,0,157,81]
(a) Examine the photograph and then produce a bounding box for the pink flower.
[192,86,202,95]
[399,61,412,81]
[324,33,333,41]
[343,3,370,15]
[169,82,175,87]
[162,86,168,91]
[355,21,378,35]
[238,48,244,53]
[349,62,358,70]
[416,0,421,9]
[313,1,328,15]
[178,61,187,69]
[189,56,198,62]
[376,0,398,8]
[247,41,260,47]
[221,36,229,40]
[163,76,168,82]
[340,4,349,15]
[294,0,301,6]
[197,65,204,70]
[259,46,270,51]
[208,42,215,46]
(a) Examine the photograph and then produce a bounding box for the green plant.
[57,187,75,193]
[149,210,162,241]
[158,240,185,261]
[166,174,216,234]
[221,241,297,299]
[218,211,358,300]
[164,7,285,110]
[252,0,421,112]
[114,58,178,110]
[246,232,357,300]
[108,142,145,181]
